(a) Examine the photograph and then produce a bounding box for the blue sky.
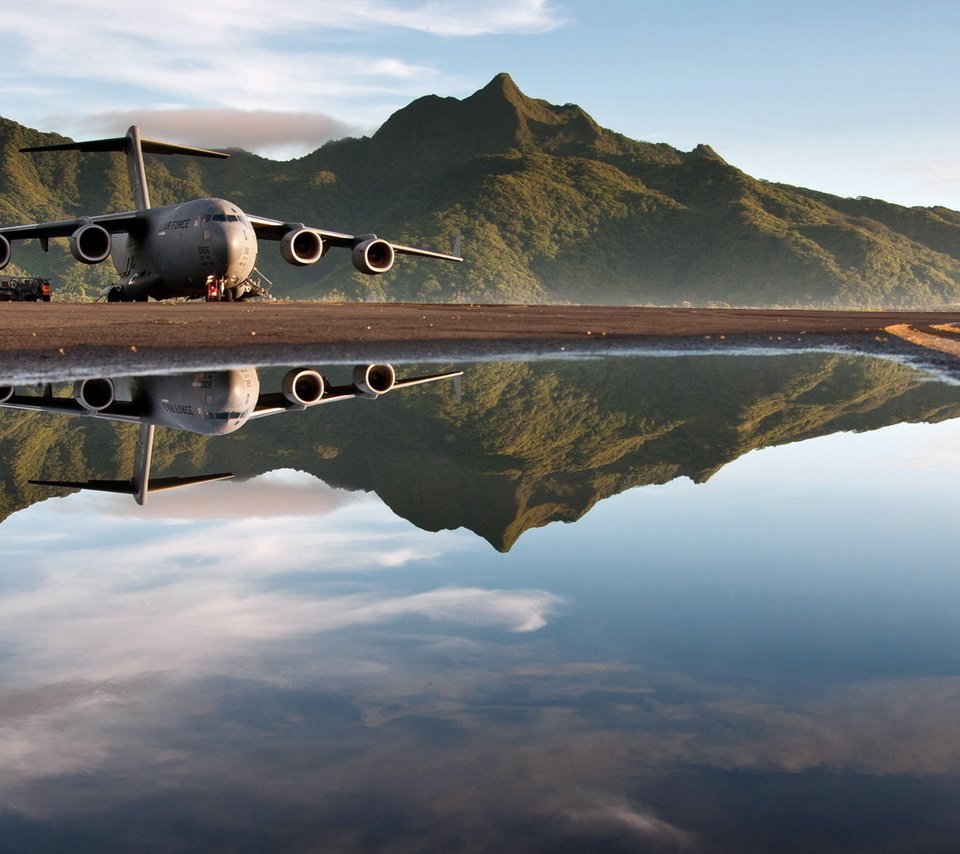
[3,0,959,207]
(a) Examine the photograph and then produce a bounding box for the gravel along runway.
[0,302,958,381]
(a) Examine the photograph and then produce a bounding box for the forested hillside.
[3,74,960,307]
[2,354,958,550]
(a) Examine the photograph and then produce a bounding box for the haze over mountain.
[3,74,960,307]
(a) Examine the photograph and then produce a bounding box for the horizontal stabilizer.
[30,472,234,501]
[147,473,235,492]
[21,135,229,160]
[30,478,137,495]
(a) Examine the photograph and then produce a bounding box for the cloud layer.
[4,0,565,156]
[1,477,563,687]
[76,109,360,160]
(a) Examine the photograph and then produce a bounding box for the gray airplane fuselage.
[124,368,260,433]
[115,199,256,300]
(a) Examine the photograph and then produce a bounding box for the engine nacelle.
[0,385,14,403]
[0,235,10,270]
[74,378,115,412]
[281,368,327,407]
[69,223,112,264]
[280,227,324,266]
[352,363,396,398]
[352,238,395,275]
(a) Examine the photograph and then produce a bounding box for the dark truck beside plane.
[0,276,51,301]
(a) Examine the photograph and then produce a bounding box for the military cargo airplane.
[0,363,462,504]
[0,126,462,302]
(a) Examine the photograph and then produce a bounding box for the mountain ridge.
[2,74,960,306]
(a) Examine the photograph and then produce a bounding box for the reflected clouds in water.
[1,355,960,850]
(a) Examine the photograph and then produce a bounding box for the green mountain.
[1,353,958,550]
[3,74,960,306]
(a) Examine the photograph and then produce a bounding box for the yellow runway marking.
[886,324,960,357]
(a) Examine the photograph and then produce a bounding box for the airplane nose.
[224,223,254,278]
[209,222,254,279]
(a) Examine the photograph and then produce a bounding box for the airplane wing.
[246,214,463,262]
[0,211,141,242]
[0,389,144,423]
[248,369,463,419]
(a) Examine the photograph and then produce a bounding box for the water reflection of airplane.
[0,364,461,505]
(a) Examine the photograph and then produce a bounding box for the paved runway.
[0,302,958,381]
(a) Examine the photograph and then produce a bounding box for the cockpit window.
[194,410,242,421]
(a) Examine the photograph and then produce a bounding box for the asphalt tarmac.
[0,302,958,382]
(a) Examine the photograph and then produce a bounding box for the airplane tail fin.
[29,423,233,505]
[21,126,228,211]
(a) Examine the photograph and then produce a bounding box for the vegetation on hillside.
[2,76,960,306]
[1,354,958,550]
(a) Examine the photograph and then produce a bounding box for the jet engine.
[282,368,327,407]
[74,378,115,411]
[352,363,396,397]
[0,235,10,270]
[352,238,395,275]
[280,227,325,266]
[69,223,112,264]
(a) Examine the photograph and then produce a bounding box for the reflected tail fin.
[28,473,235,504]
[30,423,233,505]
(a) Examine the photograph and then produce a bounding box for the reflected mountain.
[1,352,958,549]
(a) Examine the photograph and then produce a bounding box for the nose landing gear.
[204,273,272,303]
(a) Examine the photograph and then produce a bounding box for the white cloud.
[82,469,363,521]
[338,0,567,36]
[0,571,564,710]
[36,490,449,575]
[0,484,564,689]
[74,109,361,159]
[886,157,960,196]
[3,1,565,155]
[570,802,695,848]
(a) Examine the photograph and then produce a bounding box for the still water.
[0,351,959,852]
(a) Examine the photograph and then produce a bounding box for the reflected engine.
[282,369,327,407]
